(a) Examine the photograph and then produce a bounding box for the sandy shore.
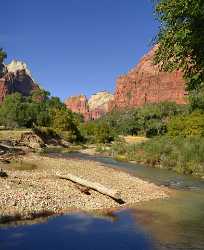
[0,153,170,221]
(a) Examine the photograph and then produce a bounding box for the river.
[0,152,204,250]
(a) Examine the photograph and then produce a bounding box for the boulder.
[18,132,45,149]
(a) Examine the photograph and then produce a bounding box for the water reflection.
[0,191,204,250]
[0,210,154,250]
[1,152,204,250]
[132,190,204,250]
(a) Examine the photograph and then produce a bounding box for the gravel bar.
[0,154,170,221]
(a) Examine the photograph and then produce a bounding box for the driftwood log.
[57,173,121,201]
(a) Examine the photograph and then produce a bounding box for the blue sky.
[1,0,158,100]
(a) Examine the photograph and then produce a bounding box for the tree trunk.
[57,173,121,200]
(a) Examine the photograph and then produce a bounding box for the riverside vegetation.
[82,0,204,177]
[0,0,204,178]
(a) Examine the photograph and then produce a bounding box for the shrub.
[97,102,187,138]
[106,136,204,176]
[79,121,115,144]
[167,112,204,137]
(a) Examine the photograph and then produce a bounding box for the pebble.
[0,154,170,221]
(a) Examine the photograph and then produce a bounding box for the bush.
[106,136,204,176]
[167,112,204,137]
[97,102,187,138]
[80,121,115,144]
[33,126,60,141]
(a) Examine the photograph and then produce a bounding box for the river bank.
[0,153,169,222]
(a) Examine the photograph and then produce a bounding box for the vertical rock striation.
[109,47,187,110]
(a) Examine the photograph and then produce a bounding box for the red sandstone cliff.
[0,60,39,103]
[66,46,187,120]
[64,95,90,121]
[110,47,187,110]
[65,92,114,121]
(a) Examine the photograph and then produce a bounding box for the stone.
[64,95,90,121]
[65,46,187,119]
[65,91,113,120]
[18,132,45,149]
[88,91,114,120]
[0,60,40,104]
[109,46,187,110]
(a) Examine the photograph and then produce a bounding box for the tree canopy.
[153,0,204,91]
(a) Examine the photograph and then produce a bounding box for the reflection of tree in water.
[0,210,55,229]
[130,190,204,250]
[85,209,119,223]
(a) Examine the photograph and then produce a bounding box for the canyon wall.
[109,47,186,110]
[65,46,187,120]
[65,92,114,121]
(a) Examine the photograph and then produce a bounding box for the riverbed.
[0,151,204,250]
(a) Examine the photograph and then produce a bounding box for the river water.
[0,152,204,250]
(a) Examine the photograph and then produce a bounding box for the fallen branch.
[57,173,122,201]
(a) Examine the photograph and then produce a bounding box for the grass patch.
[122,136,148,144]
[103,136,204,177]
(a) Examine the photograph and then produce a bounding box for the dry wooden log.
[57,173,121,200]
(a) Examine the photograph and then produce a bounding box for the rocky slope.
[65,46,187,120]
[0,60,39,103]
[65,91,114,121]
[109,46,187,110]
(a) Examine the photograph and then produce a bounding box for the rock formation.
[64,95,90,120]
[0,60,39,103]
[109,46,187,110]
[88,91,114,120]
[65,91,114,121]
[66,46,187,120]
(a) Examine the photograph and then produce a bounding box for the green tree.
[0,48,7,64]
[0,93,23,128]
[153,0,204,90]
[167,112,204,137]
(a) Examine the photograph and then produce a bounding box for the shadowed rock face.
[0,60,39,103]
[65,92,114,121]
[109,47,187,110]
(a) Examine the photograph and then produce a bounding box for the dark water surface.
[0,152,204,250]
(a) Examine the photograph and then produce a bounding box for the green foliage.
[80,121,115,144]
[0,93,24,128]
[167,112,204,137]
[33,126,59,141]
[0,92,83,143]
[97,102,187,138]
[154,0,204,90]
[189,87,204,111]
[0,48,7,64]
[105,136,204,176]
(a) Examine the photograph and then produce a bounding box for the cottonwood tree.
[153,0,204,91]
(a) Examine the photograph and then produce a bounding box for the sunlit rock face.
[65,92,114,121]
[109,46,187,110]
[0,60,39,103]
[65,95,90,121]
[88,91,114,120]
[6,60,33,79]
[65,46,187,120]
